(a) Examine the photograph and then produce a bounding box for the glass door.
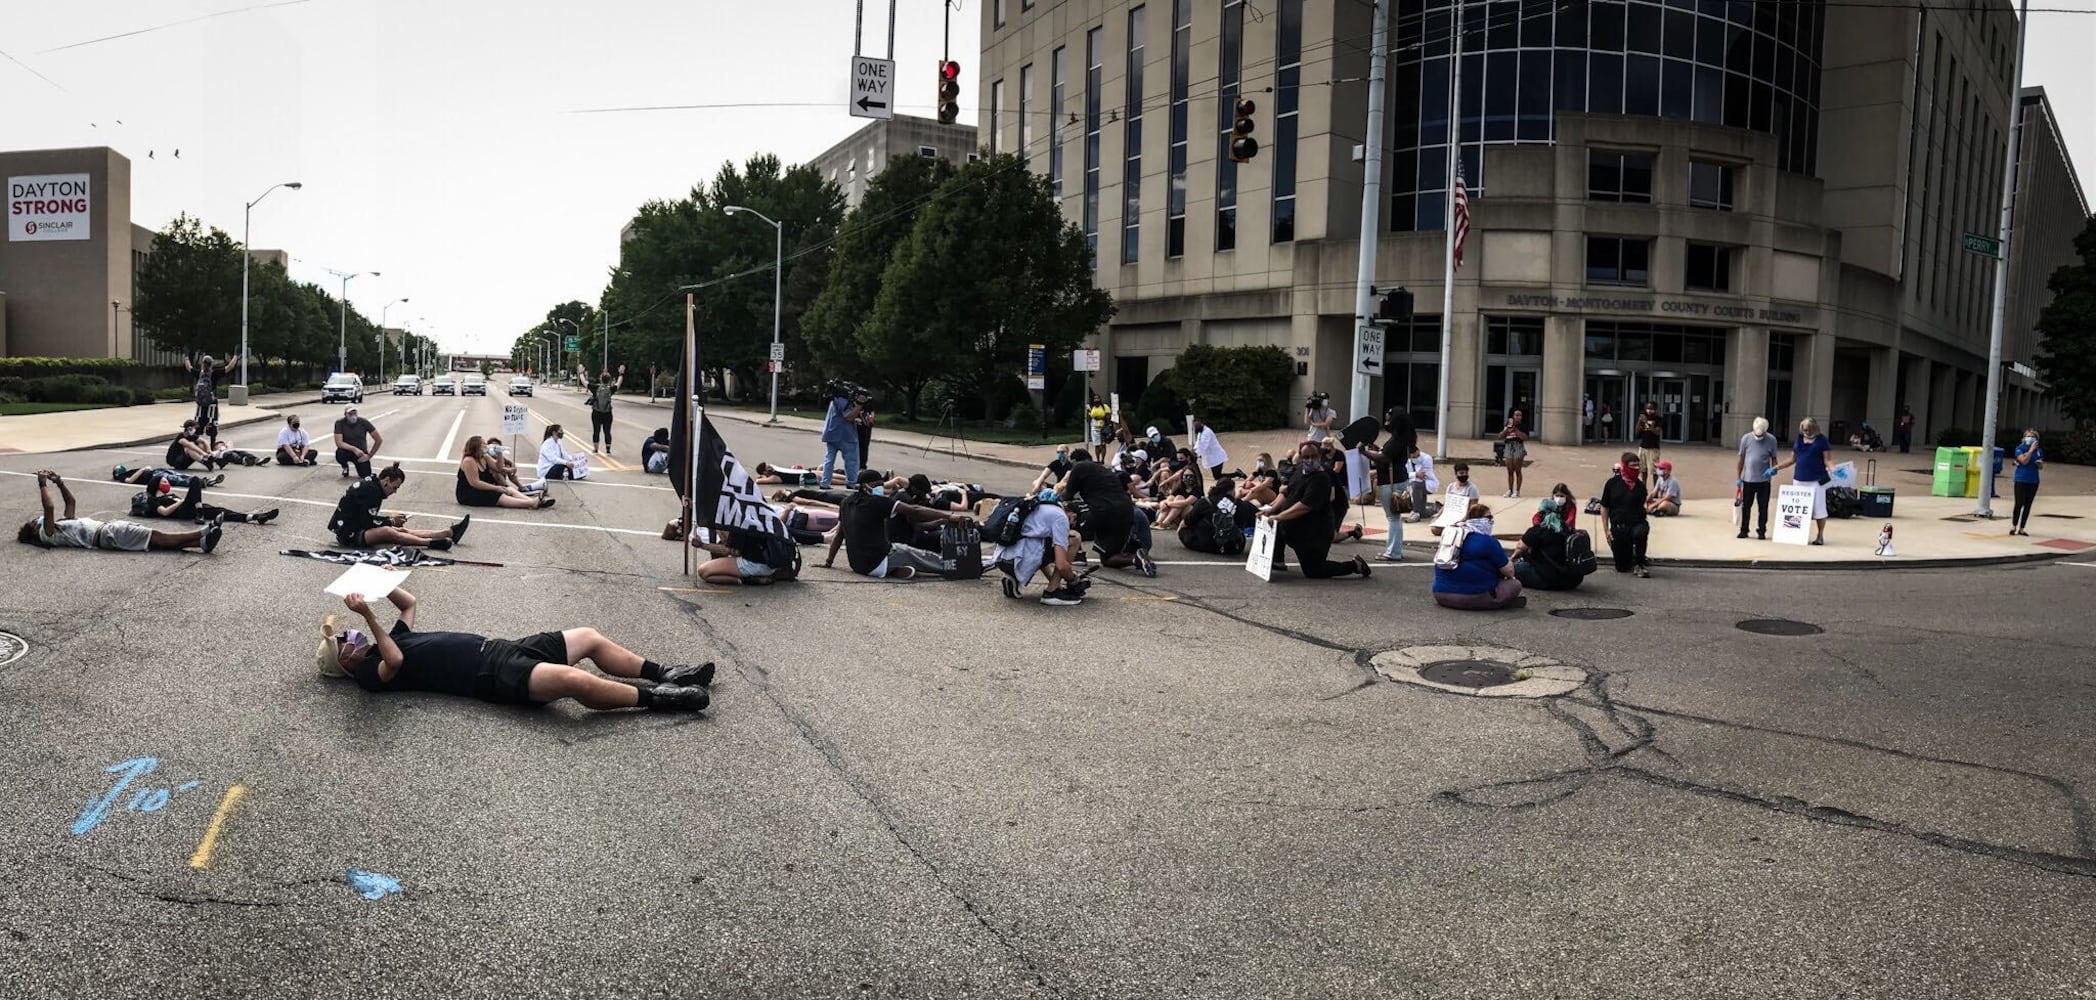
[1585,374,1628,443]
[1657,377,1689,441]
[1508,368,1539,439]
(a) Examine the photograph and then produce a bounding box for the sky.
[3,0,2094,357]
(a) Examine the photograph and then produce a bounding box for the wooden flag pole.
[683,294,698,580]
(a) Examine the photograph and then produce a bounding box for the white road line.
[432,408,466,461]
[2062,562,2096,568]
[1142,559,1428,568]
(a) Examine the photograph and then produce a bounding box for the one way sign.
[850,57,896,120]
[1355,325,1385,378]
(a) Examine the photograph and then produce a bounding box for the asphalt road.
[0,387,2091,999]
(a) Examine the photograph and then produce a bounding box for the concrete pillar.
[1443,311,1482,442]
[1796,331,1836,428]
[1540,314,1582,444]
[1865,345,1897,437]
[1930,362,1955,439]
[1726,325,1769,441]
[1952,369,1976,429]
[1902,354,1932,441]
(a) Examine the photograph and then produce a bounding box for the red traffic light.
[1234,98,1257,118]
[941,60,961,82]
[937,60,961,124]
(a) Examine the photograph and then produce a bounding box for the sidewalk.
[0,400,289,454]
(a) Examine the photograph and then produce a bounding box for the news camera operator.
[1305,391,1338,443]
[819,380,870,490]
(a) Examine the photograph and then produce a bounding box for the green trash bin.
[1932,447,1967,497]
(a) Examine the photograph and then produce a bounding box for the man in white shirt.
[1190,417,1228,477]
[1403,445,1440,522]
[1304,394,1337,443]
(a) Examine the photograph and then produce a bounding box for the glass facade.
[1050,47,1065,197]
[1083,28,1102,264]
[1271,0,1302,243]
[1123,6,1145,265]
[1020,64,1035,170]
[1391,0,1825,231]
[1167,0,1191,257]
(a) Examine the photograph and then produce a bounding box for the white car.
[430,375,457,396]
[322,373,364,404]
[462,373,488,396]
[507,376,534,397]
[391,374,422,395]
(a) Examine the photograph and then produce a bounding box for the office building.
[807,115,981,209]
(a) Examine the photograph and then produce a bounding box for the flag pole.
[683,294,698,579]
[1434,0,1465,461]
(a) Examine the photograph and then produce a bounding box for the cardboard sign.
[1774,483,1817,545]
[501,404,528,436]
[1245,518,1276,581]
[1109,392,1122,425]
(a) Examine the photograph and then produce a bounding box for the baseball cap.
[344,405,358,415]
[1144,426,1160,437]
[1132,449,1149,462]
[1656,460,1673,471]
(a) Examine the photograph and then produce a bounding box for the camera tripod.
[921,400,972,460]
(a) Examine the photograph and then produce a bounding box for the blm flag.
[695,415,791,541]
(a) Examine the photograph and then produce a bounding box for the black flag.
[696,416,791,541]
[669,369,690,501]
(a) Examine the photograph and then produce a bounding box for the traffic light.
[938,60,962,124]
[1230,98,1259,162]
[1377,286,1414,322]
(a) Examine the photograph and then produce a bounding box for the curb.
[701,406,1042,472]
[1650,549,2077,571]
[55,395,331,454]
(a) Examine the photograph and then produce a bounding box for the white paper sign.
[1828,461,1857,488]
[1345,448,1373,500]
[1245,518,1276,581]
[1774,483,1816,545]
[324,564,411,602]
[501,403,528,436]
[1109,393,1122,424]
[1073,350,1101,371]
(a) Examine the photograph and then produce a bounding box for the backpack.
[983,495,1040,547]
[1564,529,1599,576]
[1433,526,1469,570]
[1212,498,1246,554]
[129,491,152,517]
[761,531,802,580]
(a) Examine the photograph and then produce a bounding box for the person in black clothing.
[1177,477,1247,554]
[318,588,712,711]
[1058,449,1156,577]
[133,475,278,525]
[166,421,217,470]
[640,428,672,474]
[821,470,969,580]
[334,407,383,480]
[1511,496,1581,590]
[1031,445,1074,493]
[1599,452,1652,577]
[184,352,239,431]
[1259,441,1371,580]
[112,464,221,489]
[327,464,471,549]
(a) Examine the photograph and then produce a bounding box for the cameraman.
[1305,392,1337,443]
[819,381,864,489]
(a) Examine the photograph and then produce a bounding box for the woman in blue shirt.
[2010,429,2045,536]
[1771,416,1833,545]
[1431,502,1526,610]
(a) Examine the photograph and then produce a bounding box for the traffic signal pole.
[1348,0,1390,423]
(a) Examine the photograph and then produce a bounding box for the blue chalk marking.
[345,869,402,900]
[176,781,201,792]
[71,757,157,836]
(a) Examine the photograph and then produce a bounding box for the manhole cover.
[1419,660,1518,688]
[1550,607,1634,620]
[0,631,25,668]
[1735,619,1824,636]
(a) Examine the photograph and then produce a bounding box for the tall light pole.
[378,297,409,382]
[723,205,784,422]
[554,317,580,377]
[240,181,301,391]
[327,269,379,373]
[1974,0,2032,518]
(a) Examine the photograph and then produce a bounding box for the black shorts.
[334,528,369,548]
[477,631,569,704]
[456,487,501,507]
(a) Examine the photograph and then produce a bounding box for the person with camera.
[820,381,865,490]
[822,469,971,581]
[19,470,221,554]
[1058,448,1157,578]
[1305,392,1337,443]
[1258,441,1371,581]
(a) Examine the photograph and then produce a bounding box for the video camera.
[1306,390,1330,411]
[824,379,873,404]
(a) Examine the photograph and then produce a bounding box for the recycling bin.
[1959,446,2002,499]
[228,384,248,406]
[1931,447,1967,497]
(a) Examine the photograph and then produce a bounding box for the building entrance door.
[1586,374,1629,443]
[1655,377,1689,441]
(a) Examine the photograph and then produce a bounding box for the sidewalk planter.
[1859,486,1895,517]
[1932,447,1968,497]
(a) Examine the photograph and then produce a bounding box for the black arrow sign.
[855,96,888,112]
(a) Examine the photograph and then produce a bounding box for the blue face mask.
[869,486,885,497]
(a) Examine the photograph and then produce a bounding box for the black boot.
[648,685,710,711]
[660,662,716,688]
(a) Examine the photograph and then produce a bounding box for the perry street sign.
[850,57,896,120]
[1961,233,2002,259]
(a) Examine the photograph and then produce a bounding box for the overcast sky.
[4,0,2093,356]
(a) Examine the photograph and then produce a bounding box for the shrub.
[1155,344,1294,430]
[1933,427,2026,451]
[2043,427,2096,466]
[1133,372,1187,431]
[0,357,141,376]
[1006,399,1040,430]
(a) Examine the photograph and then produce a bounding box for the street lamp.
[554,317,580,377]
[327,269,380,373]
[723,205,784,422]
[240,181,301,391]
[378,297,409,382]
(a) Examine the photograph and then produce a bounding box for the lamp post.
[723,205,784,422]
[554,317,580,377]
[240,181,301,391]
[327,269,379,373]
[378,298,409,383]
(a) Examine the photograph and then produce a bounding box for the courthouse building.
[979,0,2086,444]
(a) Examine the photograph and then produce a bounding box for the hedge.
[0,374,137,407]
[1151,344,1294,430]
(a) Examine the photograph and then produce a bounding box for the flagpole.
[683,293,698,579]
[1435,0,1464,461]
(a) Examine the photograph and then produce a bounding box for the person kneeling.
[990,489,1087,606]
[318,588,712,711]
[1431,503,1525,610]
[822,469,970,580]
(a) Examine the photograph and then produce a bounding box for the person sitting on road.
[275,415,320,466]
[166,420,217,471]
[458,437,555,509]
[209,436,270,468]
[822,469,971,580]
[992,489,1087,606]
[537,424,589,482]
[1512,495,1582,591]
[113,464,222,490]
[693,528,798,586]
[334,407,383,480]
[1431,503,1525,610]
[481,432,535,493]
[1031,445,1075,493]
[1646,461,1683,517]
[317,587,713,712]
[327,463,474,550]
[641,428,672,474]
[19,469,221,554]
[131,473,278,525]
[1177,477,1249,554]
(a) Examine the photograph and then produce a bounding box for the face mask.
[1055,450,1067,460]
[1456,474,1469,482]
[2024,436,2037,446]
[1256,460,1267,470]
[1150,434,1161,443]
[870,486,886,497]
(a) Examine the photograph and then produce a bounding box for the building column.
[1443,311,1483,442]
[1865,345,1897,438]
[1952,369,1976,429]
[1540,315,1582,444]
[1902,354,1932,442]
[1796,330,1836,429]
[1929,362,1955,440]
[1726,325,1769,441]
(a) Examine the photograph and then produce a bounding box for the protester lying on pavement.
[19,470,220,554]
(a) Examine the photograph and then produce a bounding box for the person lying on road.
[18,469,221,554]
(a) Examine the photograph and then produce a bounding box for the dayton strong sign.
[8,174,91,242]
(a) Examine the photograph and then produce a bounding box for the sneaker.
[428,538,453,551]
[209,474,225,487]
[200,515,224,554]
[1633,564,1650,578]
[1040,592,1083,606]
[1353,555,1371,578]
[537,497,557,509]
[1505,595,1528,609]
[341,469,351,478]
[1001,575,1022,600]
[1736,530,1748,539]
[253,508,280,525]
[1347,524,1365,541]
[1376,553,1404,562]
[1133,549,1157,578]
[660,662,716,688]
[1756,529,1767,540]
[649,684,710,711]
[450,514,471,545]
[891,565,918,580]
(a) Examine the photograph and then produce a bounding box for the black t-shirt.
[351,620,488,696]
[731,529,770,564]
[1040,458,1071,483]
[1286,468,1334,516]
[1636,416,1662,448]
[1601,477,1649,525]
[329,477,388,535]
[838,491,901,575]
[166,431,204,465]
[1064,461,1132,511]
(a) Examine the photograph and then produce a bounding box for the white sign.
[1774,483,1816,545]
[1356,325,1384,377]
[1245,518,1277,581]
[850,57,896,120]
[1073,349,1101,372]
[768,342,786,362]
[8,173,91,242]
[1109,392,1122,425]
[501,403,529,436]
[324,564,410,603]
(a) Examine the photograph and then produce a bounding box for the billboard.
[8,173,92,242]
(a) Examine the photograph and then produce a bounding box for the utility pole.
[1348,0,1390,423]
[1975,0,2032,518]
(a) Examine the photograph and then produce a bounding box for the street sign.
[1961,233,2002,259]
[1073,349,1101,372]
[768,342,785,362]
[850,57,896,120]
[1355,325,1385,378]
[562,335,578,352]
[766,361,782,374]
[1026,343,1045,390]
[501,404,528,436]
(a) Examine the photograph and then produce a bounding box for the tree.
[802,154,955,396]
[133,214,244,357]
[861,154,1116,420]
[2036,214,2096,424]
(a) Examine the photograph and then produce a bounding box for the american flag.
[1452,159,1470,272]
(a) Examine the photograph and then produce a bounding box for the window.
[1685,243,1732,291]
[1167,0,1190,257]
[990,79,1005,154]
[1084,27,1103,265]
[918,145,938,158]
[1271,0,1301,243]
[1050,47,1066,197]
[1486,317,1545,356]
[994,0,1007,29]
[1215,0,1245,252]
[1019,64,1034,168]
[1586,236,1651,285]
[1123,5,1145,264]
[1588,150,1654,202]
[1688,159,1735,210]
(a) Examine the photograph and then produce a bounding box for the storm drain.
[1735,619,1825,636]
[0,631,25,668]
[1371,645,1585,698]
[1419,660,1519,689]
[1550,607,1634,621]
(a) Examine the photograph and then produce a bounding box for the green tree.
[133,214,244,357]
[862,154,1115,420]
[2037,215,2096,424]
[802,154,956,388]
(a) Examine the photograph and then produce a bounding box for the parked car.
[507,375,534,397]
[430,375,457,396]
[322,373,364,404]
[461,373,488,396]
[391,374,422,395]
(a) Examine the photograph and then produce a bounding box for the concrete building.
[806,115,981,208]
[1,147,135,359]
[980,0,2084,445]
[2005,86,2089,429]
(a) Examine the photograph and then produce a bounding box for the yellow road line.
[188,785,247,870]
